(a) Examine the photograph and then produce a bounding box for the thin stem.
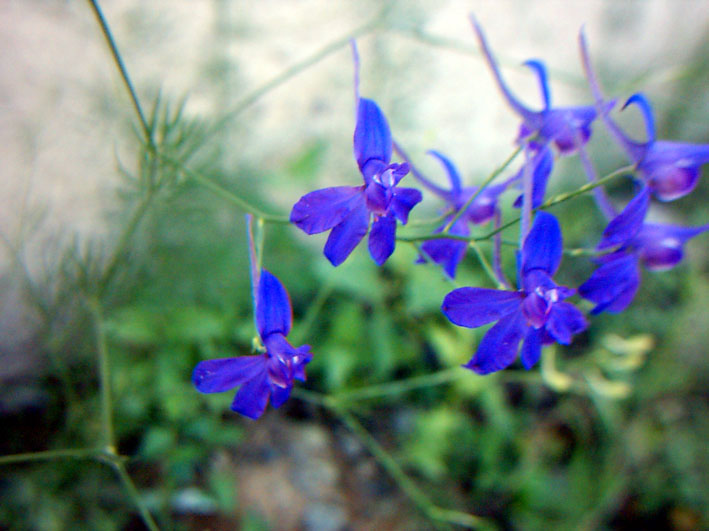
[0,448,103,466]
[293,388,494,529]
[468,239,505,289]
[88,298,115,452]
[113,461,161,531]
[86,0,152,145]
[206,16,382,141]
[492,210,511,289]
[577,143,617,220]
[159,152,289,223]
[479,164,635,241]
[442,146,521,233]
[335,403,491,530]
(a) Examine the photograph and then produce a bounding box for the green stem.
[113,461,161,531]
[86,0,152,145]
[331,403,493,530]
[88,298,115,452]
[399,164,634,244]
[205,16,382,140]
[159,152,289,223]
[468,238,505,289]
[442,146,521,233]
[481,164,635,240]
[0,448,103,466]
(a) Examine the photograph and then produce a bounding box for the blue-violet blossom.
[580,32,709,201]
[290,48,422,266]
[471,16,602,156]
[409,150,508,278]
[442,211,587,374]
[579,187,709,313]
[192,269,312,419]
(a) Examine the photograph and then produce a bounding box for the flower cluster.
[194,17,708,417]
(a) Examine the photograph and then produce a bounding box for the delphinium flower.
[580,33,709,201]
[442,211,587,374]
[471,17,601,156]
[579,187,709,313]
[192,239,312,418]
[395,146,509,278]
[290,43,422,266]
[471,17,608,237]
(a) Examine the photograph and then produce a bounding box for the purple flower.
[192,269,312,419]
[608,94,709,201]
[579,187,709,313]
[579,33,709,201]
[442,211,587,374]
[411,150,508,278]
[471,16,601,155]
[291,46,422,266]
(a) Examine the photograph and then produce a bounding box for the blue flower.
[411,150,508,278]
[580,33,709,201]
[291,46,422,266]
[579,187,709,313]
[607,94,709,201]
[442,211,587,374]
[192,269,312,419]
[471,16,602,155]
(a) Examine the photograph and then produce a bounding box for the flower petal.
[546,302,587,345]
[368,213,397,265]
[269,382,293,409]
[354,98,392,172]
[442,287,522,328]
[522,211,563,275]
[520,327,543,369]
[523,59,551,110]
[263,333,313,374]
[324,201,369,266]
[463,310,527,374]
[641,143,707,201]
[578,254,640,314]
[192,355,266,393]
[598,187,649,250]
[256,270,292,338]
[391,187,423,224]
[635,223,709,271]
[231,370,271,419]
[290,186,364,234]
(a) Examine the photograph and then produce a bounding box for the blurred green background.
[1,1,708,530]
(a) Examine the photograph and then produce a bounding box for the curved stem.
[113,460,161,531]
[205,16,383,141]
[0,448,102,466]
[86,0,152,146]
[577,144,617,220]
[159,152,289,223]
[294,388,495,530]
